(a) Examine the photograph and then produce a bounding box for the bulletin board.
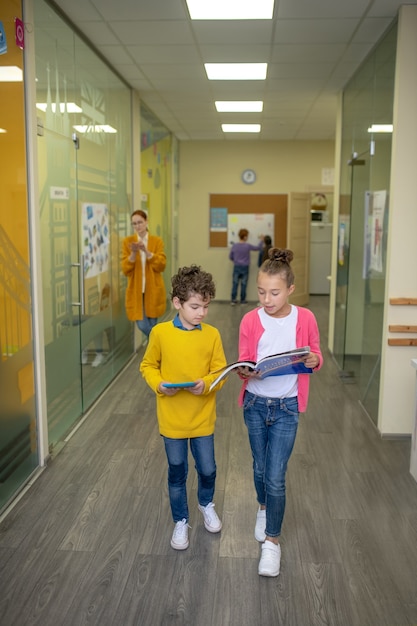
[209,194,287,248]
[228,214,274,246]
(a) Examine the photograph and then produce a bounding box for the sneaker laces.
[173,519,190,541]
[201,502,218,524]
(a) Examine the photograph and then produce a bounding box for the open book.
[209,346,312,392]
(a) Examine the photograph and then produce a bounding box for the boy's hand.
[159,383,179,396]
[187,379,204,395]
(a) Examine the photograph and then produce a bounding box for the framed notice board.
[209,194,287,248]
[228,214,274,246]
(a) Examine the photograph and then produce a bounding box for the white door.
[288,193,310,306]
[309,223,332,294]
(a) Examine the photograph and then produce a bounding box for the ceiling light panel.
[205,63,267,80]
[222,124,261,132]
[186,0,274,20]
[215,101,263,112]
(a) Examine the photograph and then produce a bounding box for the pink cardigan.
[238,306,323,412]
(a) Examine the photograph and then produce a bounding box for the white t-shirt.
[246,305,298,398]
[139,232,148,293]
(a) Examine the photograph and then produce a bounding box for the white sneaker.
[81,350,88,364]
[258,541,281,577]
[255,507,266,542]
[198,502,222,533]
[171,519,190,550]
[91,352,105,367]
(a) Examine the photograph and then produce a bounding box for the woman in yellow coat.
[121,210,167,337]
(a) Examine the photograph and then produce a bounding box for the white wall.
[380,5,417,436]
[178,140,335,302]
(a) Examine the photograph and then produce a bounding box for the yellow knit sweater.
[140,320,227,438]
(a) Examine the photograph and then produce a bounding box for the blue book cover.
[209,346,312,391]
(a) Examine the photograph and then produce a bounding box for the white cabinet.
[309,223,332,294]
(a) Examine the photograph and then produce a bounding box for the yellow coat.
[121,234,167,321]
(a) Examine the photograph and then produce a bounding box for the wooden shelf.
[390,298,417,305]
[389,325,417,333]
[388,338,417,346]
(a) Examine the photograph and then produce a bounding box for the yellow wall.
[141,134,173,294]
[178,140,335,302]
[0,0,32,355]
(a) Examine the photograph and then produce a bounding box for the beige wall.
[178,140,334,302]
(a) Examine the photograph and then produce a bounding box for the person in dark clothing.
[258,235,273,267]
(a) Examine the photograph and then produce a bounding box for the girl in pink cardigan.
[237,248,323,578]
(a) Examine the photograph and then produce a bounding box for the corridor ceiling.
[49,0,416,141]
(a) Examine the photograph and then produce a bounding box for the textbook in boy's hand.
[209,346,312,392]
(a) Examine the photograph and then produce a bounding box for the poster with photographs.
[82,203,110,277]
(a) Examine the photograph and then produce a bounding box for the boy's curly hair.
[171,265,216,303]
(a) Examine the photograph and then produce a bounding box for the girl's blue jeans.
[163,435,216,523]
[136,316,157,337]
[243,391,299,538]
[135,293,157,337]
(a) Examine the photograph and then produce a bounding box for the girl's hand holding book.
[236,366,260,380]
[304,353,320,369]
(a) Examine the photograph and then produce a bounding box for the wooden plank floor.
[1,297,417,626]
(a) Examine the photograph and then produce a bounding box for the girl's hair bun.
[268,247,294,264]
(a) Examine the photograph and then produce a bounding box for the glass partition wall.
[34,0,133,448]
[334,22,397,425]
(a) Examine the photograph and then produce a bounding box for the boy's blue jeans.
[231,265,249,302]
[243,391,299,538]
[163,435,216,522]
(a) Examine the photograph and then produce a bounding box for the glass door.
[336,148,388,426]
[334,23,395,426]
[34,0,133,448]
[39,126,84,444]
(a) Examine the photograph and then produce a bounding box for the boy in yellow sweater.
[140,265,227,550]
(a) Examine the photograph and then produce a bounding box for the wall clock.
[241,169,257,184]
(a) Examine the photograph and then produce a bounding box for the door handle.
[71,255,85,314]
